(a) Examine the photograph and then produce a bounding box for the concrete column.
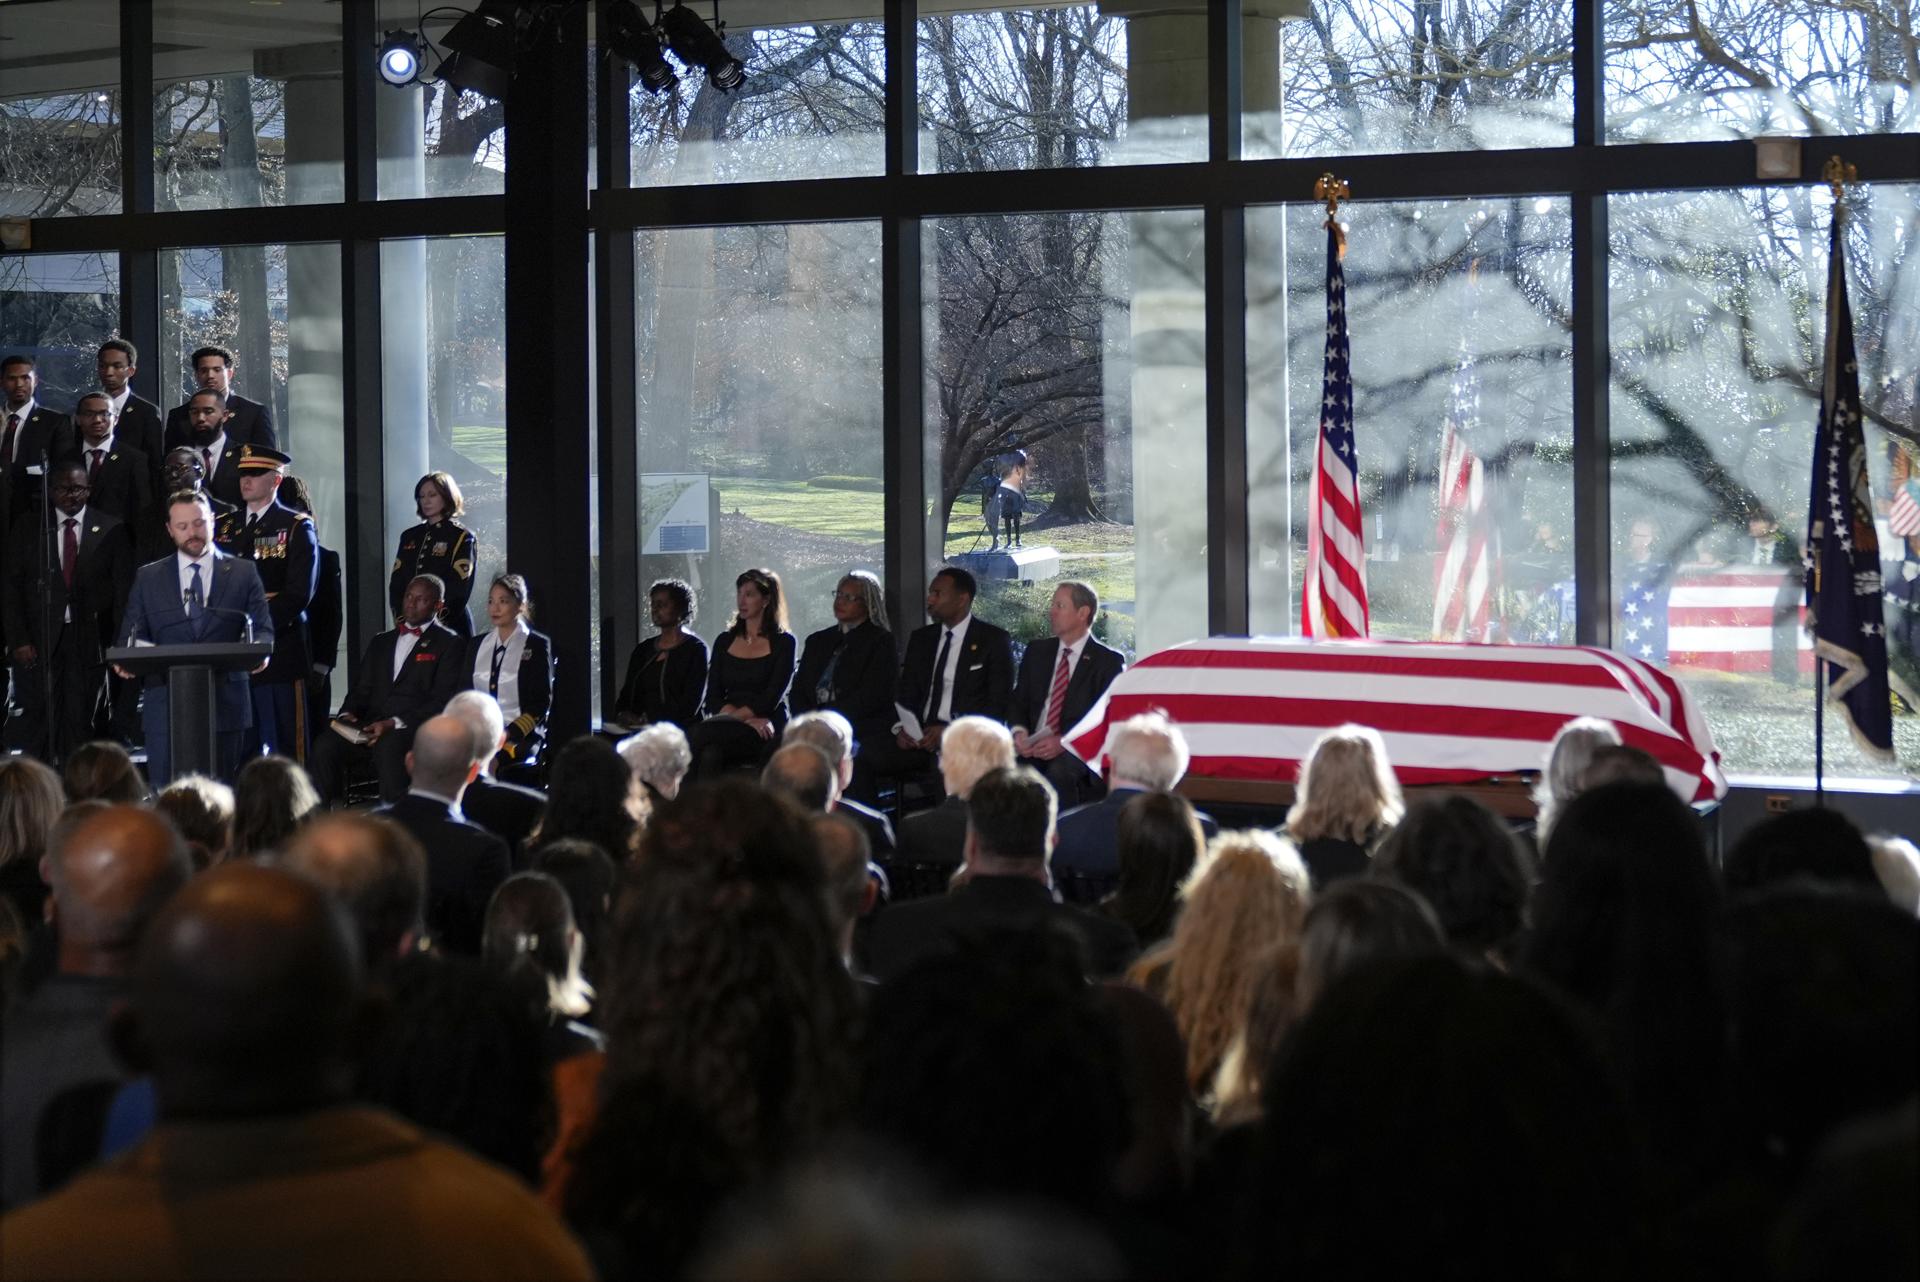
[377,87,431,560]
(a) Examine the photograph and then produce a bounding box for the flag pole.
[1811,156,1853,805]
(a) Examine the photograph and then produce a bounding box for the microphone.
[195,602,262,644]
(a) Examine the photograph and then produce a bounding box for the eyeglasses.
[833,591,863,603]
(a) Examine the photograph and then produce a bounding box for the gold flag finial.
[1315,172,1351,258]
[1823,155,1857,203]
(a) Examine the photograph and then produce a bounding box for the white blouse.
[474,619,529,721]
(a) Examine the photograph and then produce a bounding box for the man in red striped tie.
[1008,581,1125,807]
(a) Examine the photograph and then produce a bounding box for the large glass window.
[0,1,122,217]
[380,236,508,620]
[154,0,344,210]
[629,5,883,186]
[634,222,884,649]
[1246,198,1576,643]
[925,210,1209,660]
[1606,0,1919,141]
[375,3,505,199]
[1258,0,1574,159]
[1608,185,1919,775]
[0,254,122,401]
[919,5,1203,173]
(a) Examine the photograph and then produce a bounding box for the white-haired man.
[443,689,546,868]
[1053,711,1216,878]
[895,714,1014,867]
[782,709,895,857]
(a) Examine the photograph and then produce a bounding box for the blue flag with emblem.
[1803,198,1894,761]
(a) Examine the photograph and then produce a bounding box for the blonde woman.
[1127,829,1312,1099]
[1531,717,1621,847]
[1285,724,1404,888]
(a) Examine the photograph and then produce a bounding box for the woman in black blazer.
[613,577,708,731]
[390,471,479,635]
[468,573,554,775]
[685,568,797,779]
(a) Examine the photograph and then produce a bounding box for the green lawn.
[714,476,885,544]
[450,425,507,475]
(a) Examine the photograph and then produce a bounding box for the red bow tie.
[400,624,424,637]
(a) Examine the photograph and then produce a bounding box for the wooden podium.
[107,642,272,779]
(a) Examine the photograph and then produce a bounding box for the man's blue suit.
[120,549,273,785]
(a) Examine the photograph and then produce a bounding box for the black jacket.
[1053,788,1219,879]
[466,627,554,762]
[215,498,318,684]
[865,873,1138,983]
[76,440,151,524]
[791,620,898,739]
[389,520,477,634]
[895,616,1015,727]
[3,510,134,666]
[1,406,73,546]
[165,392,275,452]
[1007,634,1126,737]
[113,395,167,501]
[896,794,969,867]
[375,793,509,955]
[614,633,708,728]
[307,545,344,672]
[837,797,896,859]
[462,775,548,871]
[339,620,468,727]
[702,629,798,729]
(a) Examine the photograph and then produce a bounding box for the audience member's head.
[618,722,693,803]
[1723,885,1918,1172]
[533,838,618,986]
[1867,833,1920,913]
[59,742,149,805]
[811,811,875,962]
[1131,829,1311,1094]
[863,929,1129,1217]
[1104,711,1190,793]
[1531,716,1622,843]
[565,780,856,1278]
[1769,1100,1919,1282]
[278,814,426,977]
[231,755,320,860]
[1293,878,1445,1017]
[536,735,643,858]
[126,863,360,1120]
[1724,805,1881,898]
[444,688,508,769]
[406,715,481,801]
[784,710,855,791]
[1285,723,1403,846]
[153,775,235,869]
[964,766,1056,874]
[483,871,591,1020]
[937,716,1015,801]
[1103,790,1204,950]
[45,806,192,980]
[762,742,839,812]
[1247,955,1640,1278]
[1210,941,1302,1127]
[0,755,66,887]
[1578,743,1667,791]
[1372,794,1531,961]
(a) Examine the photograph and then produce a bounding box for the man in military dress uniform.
[216,445,317,763]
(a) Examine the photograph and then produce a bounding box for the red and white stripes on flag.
[1667,569,1813,674]
[1892,483,1920,538]
[1064,637,1727,805]
[1302,217,1368,638]
[1430,343,1498,642]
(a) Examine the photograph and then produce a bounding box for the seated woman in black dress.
[685,568,797,779]
[467,573,554,775]
[612,578,708,731]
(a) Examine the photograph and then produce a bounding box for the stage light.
[377,30,426,86]
[659,3,745,92]
[436,0,523,101]
[606,0,676,95]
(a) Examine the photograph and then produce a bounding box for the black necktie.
[924,628,953,724]
[490,638,508,695]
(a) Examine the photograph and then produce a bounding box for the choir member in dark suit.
[3,459,134,761]
[374,715,509,955]
[135,448,234,567]
[388,472,477,635]
[685,568,797,778]
[97,340,167,503]
[1007,581,1125,806]
[465,573,553,776]
[857,565,1015,788]
[1,355,74,560]
[612,578,707,731]
[307,575,469,804]
[163,345,276,452]
[175,390,248,508]
[790,569,896,801]
[69,393,150,522]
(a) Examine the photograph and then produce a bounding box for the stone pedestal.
[952,545,1063,583]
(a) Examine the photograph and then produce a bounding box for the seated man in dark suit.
[865,766,1137,983]
[782,710,895,858]
[857,565,1014,794]
[307,575,467,804]
[374,715,510,955]
[1054,710,1217,879]
[895,715,1014,868]
[789,571,897,802]
[444,689,547,870]
[1007,581,1125,807]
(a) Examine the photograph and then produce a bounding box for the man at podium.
[116,491,272,785]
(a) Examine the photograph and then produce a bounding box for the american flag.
[1617,563,1671,664]
[1804,203,1894,760]
[1302,218,1368,638]
[1431,338,1499,641]
[1064,637,1726,804]
[1891,480,1920,538]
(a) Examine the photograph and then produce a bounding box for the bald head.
[278,814,426,972]
[46,806,192,977]
[407,715,480,798]
[134,863,360,1118]
[762,742,838,812]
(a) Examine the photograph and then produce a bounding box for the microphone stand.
[37,441,57,764]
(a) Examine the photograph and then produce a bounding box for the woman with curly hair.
[555,779,858,1278]
[1126,829,1312,1100]
[1284,723,1403,888]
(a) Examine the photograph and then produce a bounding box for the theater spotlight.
[606,0,676,95]
[376,30,427,86]
[435,0,523,101]
[659,3,745,92]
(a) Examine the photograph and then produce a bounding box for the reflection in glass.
[0,255,122,404]
[1605,0,1918,141]
[1246,199,1575,644]
[919,5,1203,174]
[1256,0,1573,159]
[1608,186,1919,774]
[634,223,884,645]
[924,210,1209,660]
[0,0,122,218]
